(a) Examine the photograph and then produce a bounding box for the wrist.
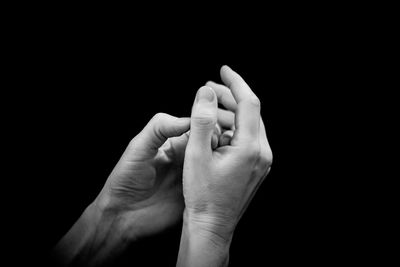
[91,196,138,243]
[177,209,234,267]
[53,202,130,266]
[183,208,236,243]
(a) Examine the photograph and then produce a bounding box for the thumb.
[133,113,190,158]
[187,86,218,158]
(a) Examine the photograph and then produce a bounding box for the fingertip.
[192,86,218,122]
[196,86,216,104]
[221,65,230,71]
[212,134,218,150]
[220,65,235,87]
[215,123,222,136]
[175,117,191,132]
[220,65,227,75]
[219,130,234,147]
[206,80,215,86]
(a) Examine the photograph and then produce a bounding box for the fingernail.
[212,134,218,150]
[214,123,221,136]
[222,65,231,71]
[196,86,215,103]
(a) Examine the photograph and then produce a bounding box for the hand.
[54,109,234,266]
[54,113,191,265]
[94,113,192,239]
[94,111,235,240]
[177,66,272,266]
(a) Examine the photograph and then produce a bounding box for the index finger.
[220,65,261,144]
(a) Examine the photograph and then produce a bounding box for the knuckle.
[248,95,261,108]
[192,115,217,128]
[260,149,273,167]
[152,112,169,122]
[242,142,261,162]
[250,148,273,178]
[266,150,273,165]
[206,80,214,86]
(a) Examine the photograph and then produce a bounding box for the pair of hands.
[54,66,272,266]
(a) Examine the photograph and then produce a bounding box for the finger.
[217,108,235,130]
[206,81,237,111]
[220,65,260,144]
[214,123,222,136]
[171,126,219,154]
[164,131,190,165]
[212,134,219,150]
[134,113,190,158]
[220,65,256,102]
[169,124,220,157]
[209,79,270,151]
[207,82,236,128]
[212,123,221,149]
[219,130,234,147]
[187,86,218,159]
[210,81,265,137]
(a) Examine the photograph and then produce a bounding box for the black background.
[5,9,379,266]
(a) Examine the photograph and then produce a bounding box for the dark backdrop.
[8,18,368,266]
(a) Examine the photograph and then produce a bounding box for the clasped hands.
[54,66,273,267]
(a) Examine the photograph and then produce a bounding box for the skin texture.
[53,65,272,267]
[94,113,191,239]
[53,113,192,266]
[93,113,234,241]
[177,66,272,267]
[53,103,235,266]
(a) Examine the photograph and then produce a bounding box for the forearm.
[53,202,129,266]
[177,211,234,267]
